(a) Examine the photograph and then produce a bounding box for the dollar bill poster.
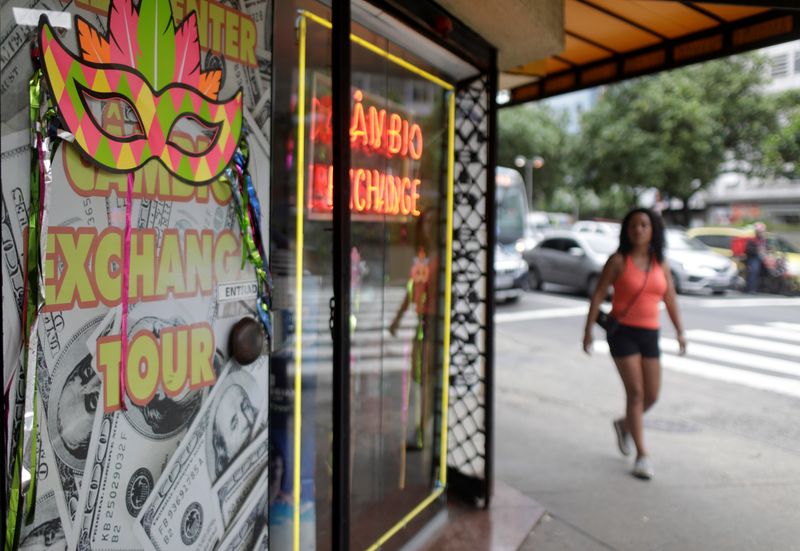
[2,0,273,548]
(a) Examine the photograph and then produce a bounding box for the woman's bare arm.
[583,253,624,354]
[662,261,686,355]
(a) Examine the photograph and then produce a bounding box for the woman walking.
[583,208,686,480]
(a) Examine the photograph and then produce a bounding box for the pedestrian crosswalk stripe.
[591,341,800,399]
[495,306,588,323]
[659,338,800,378]
[660,354,800,399]
[727,324,800,344]
[686,329,800,358]
[768,322,800,332]
[694,297,800,308]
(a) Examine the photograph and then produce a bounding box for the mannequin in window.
[389,209,440,486]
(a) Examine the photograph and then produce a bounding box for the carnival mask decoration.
[38,0,243,184]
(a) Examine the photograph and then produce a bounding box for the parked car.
[687,226,800,287]
[546,212,574,229]
[528,211,551,237]
[687,226,800,292]
[685,226,747,257]
[524,230,618,295]
[495,245,529,303]
[572,220,621,237]
[665,230,738,294]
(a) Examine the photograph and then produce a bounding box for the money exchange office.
[2,0,496,550]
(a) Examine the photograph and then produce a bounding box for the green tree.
[763,89,800,178]
[576,55,775,223]
[498,104,574,209]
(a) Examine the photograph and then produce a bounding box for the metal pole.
[331,1,351,549]
[526,160,534,208]
[484,52,498,508]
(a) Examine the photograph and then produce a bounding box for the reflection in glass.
[270,2,334,550]
[272,3,454,549]
[347,16,451,550]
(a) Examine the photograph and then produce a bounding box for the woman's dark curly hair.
[617,208,665,263]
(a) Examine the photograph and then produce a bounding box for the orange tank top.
[611,255,667,330]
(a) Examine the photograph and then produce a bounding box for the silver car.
[524,231,618,295]
[665,230,738,294]
[495,245,529,302]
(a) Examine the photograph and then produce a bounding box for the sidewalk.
[422,482,545,551]
[495,335,800,551]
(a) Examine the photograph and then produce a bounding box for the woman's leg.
[614,354,647,457]
[641,356,662,413]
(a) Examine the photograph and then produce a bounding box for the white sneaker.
[613,419,632,456]
[632,456,654,480]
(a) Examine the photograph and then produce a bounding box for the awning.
[500,1,800,106]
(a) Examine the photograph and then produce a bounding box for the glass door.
[345,6,457,549]
[272,2,472,549]
[269,2,335,549]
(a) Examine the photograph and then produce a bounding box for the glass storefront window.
[270,2,335,549]
[273,2,461,549]
[346,16,454,550]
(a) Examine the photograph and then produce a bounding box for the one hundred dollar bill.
[212,428,269,526]
[2,130,29,509]
[35,304,108,537]
[18,403,68,551]
[33,178,112,535]
[70,302,213,551]
[252,524,269,551]
[134,356,268,551]
[215,469,269,551]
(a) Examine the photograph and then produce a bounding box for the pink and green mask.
[38,0,242,184]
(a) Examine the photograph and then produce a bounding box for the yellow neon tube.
[439,90,456,488]
[365,488,445,551]
[294,10,457,551]
[293,14,307,551]
[300,10,454,91]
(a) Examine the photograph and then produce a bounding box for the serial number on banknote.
[164,460,203,523]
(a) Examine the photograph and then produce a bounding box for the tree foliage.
[497,54,792,223]
[763,89,800,178]
[576,55,776,220]
[497,104,574,208]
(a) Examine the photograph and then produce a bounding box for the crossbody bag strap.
[617,255,652,323]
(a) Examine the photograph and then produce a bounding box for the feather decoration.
[81,0,220,98]
[77,17,110,63]
[173,12,201,88]
[135,0,177,91]
[198,70,222,100]
[108,0,140,68]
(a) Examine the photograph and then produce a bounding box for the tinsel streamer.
[244,172,272,297]
[224,145,273,339]
[6,57,54,550]
[21,87,58,523]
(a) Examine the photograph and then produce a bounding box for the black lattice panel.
[448,77,489,484]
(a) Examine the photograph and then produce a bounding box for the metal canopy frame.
[506,5,800,106]
[697,0,800,8]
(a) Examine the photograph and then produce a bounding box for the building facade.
[1,0,517,549]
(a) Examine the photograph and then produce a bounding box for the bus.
[496,166,530,249]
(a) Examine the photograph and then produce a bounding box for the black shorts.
[607,324,660,358]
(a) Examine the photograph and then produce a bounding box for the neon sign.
[309,89,425,217]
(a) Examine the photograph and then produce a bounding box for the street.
[494,287,800,551]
